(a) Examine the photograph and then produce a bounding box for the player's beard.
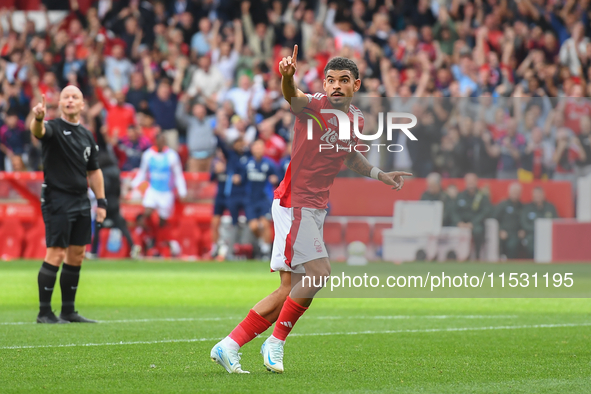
[328,96,352,111]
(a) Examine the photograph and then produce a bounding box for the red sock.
[228,309,272,347]
[272,296,308,341]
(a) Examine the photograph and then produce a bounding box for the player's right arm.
[131,150,150,188]
[30,95,47,139]
[280,45,308,114]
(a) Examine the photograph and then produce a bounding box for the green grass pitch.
[1,260,590,393]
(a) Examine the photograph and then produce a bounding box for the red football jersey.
[274,93,364,209]
[564,98,591,135]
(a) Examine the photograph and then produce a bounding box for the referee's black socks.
[38,262,59,316]
[60,264,82,315]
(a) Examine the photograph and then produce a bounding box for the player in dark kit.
[30,86,106,324]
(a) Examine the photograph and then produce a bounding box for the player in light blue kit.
[131,133,187,227]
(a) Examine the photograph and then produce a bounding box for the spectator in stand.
[497,119,526,179]
[577,116,591,178]
[186,54,225,104]
[521,187,558,259]
[560,85,591,135]
[175,95,216,172]
[125,72,150,112]
[223,74,265,120]
[95,83,136,143]
[552,128,587,187]
[451,173,492,260]
[494,182,523,259]
[241,1,275,64]
[0,108,29,171]
[144,54,187,150]
[258,118,286,164]
[137,109,160,144]
[421,172,453,227]
[559,22,588,76]
[190,17,213,57]
[115,124,152,172]
[104,43,134,92]
[211,19,243,83]
[519,127,554,181]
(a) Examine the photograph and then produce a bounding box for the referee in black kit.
[30,86,107,324]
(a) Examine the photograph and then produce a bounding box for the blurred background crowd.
[1,0,590,183]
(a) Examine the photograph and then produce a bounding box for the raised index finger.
[396,172,413,177]
[41,94,46,108]
[292,44,298,61]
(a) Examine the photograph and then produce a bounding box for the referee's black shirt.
[38,118,100,195]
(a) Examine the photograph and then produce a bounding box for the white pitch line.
[1,322,589,350]
[0,315,518,326]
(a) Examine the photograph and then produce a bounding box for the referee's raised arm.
[30,94,47,139]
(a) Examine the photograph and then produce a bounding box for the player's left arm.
[171,152,187,199]
[344,151,412,191]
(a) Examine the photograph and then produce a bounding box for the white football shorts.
[270,199,329,274]
[142,187,175,219]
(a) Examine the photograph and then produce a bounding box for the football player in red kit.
[210,45,412,373]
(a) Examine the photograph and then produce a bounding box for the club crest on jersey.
[306,107,418,153]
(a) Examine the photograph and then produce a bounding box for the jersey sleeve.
[302,93,326,112]
[86,139,100,171]
[39,120,55,141]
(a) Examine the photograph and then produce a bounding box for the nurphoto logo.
[305,109,418,153]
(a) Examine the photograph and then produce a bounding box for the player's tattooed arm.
[344,152,413,191]
[344,151,374,178]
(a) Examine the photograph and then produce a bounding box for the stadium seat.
[98,228,131,258]
[198,224,212,257]
[171,219,201,258]
[323,221,345,261]
[0,219,25,260]
[372,223,392,246]
[23,220,46,259]
[323,221,344,245]
[345,221,371,244]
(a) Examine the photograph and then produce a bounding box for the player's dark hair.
[324,57,359,80]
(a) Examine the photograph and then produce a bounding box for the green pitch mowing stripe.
[0,261,590,394]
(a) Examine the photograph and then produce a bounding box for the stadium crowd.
[1,0,591,258]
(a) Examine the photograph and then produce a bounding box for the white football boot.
[210,341,250,374]
[261,336,285,373]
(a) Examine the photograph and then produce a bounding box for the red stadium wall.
[328,178,574,218]
[0,172,575,259]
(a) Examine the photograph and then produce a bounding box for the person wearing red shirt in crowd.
[553,128,587,188]
[519,127,554,181]
[561,85,591,135]
[257,119,286,164]
[96,86,136,142]
[137,109,160,145]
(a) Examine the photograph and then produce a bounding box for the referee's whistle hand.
[96,208,107,224]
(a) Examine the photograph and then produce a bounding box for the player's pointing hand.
[32,94,46,121]
[279,45,298,77]
[379,171,413,191]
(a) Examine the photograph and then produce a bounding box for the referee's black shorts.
[41,185,92,248]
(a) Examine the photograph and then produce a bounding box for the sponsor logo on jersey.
[63,130,72,135]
